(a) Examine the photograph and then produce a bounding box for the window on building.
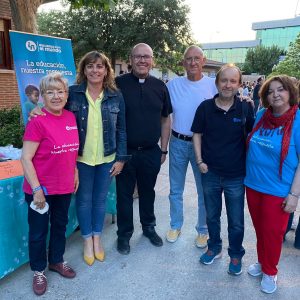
[0,19,12,69]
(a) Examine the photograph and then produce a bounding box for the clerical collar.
[139,78,145,83]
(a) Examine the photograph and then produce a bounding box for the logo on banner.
[26,41,37,52]
[25,40,62,53]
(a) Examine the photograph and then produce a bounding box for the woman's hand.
[198,162,208,174]
[33,189,46,209]
[110,161,125,177]
[282,194,298,213]
[28,106,45,120]
[74,168,79,193]
[240,96,255,108]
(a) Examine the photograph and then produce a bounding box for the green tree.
[37,0,194,73]
[270,34,300,79]
[9,0,118,33]
[242,45,283,76]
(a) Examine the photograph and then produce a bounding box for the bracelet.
[196,161,204,166]
[161,150,168,155]
[32,186,42,194]
[289,192,300,199]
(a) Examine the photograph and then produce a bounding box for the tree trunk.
[9,0,55,33]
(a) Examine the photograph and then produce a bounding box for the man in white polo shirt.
[166,45,217,247]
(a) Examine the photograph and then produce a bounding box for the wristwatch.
[161,150,168,155]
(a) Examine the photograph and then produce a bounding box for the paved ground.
[0,159,300,300]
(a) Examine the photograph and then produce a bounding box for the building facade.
[202,16,300,64]
[0,0,20,109]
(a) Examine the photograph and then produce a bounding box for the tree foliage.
[242,45,283,76]
[37,0,194,74]
[9,0,118,33]
[270,34,300,79]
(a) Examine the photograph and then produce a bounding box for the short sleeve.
[191,103,205,133]
[161,85,172,117]
[23,117,43,142]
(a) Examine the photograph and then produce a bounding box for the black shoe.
[143,230,163,247]
[117,238,130,255]
[294,239,300,250]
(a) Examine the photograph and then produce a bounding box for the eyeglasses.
[185,56,202,64]
[132,55,153,61]
[45,90,66,98]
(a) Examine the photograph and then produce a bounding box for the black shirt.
[116,72,172,148]
[191,94,255,177]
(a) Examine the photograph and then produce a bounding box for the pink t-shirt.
[23,108,79,195]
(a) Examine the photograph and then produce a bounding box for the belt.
[172,130,192,142]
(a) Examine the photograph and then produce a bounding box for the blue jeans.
[169,136,207,234]
[201,170,245,258]
[25,193,71,272]
[76,161,113,238]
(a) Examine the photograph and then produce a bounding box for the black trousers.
[25,193,71,271]
[116,145,161,240]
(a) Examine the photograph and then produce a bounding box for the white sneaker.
[195,233,208,248]
[261,273,277,294]
[248,262,262,277]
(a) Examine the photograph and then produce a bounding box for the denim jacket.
[66,81,130,161]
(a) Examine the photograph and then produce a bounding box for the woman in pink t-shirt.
[21,73,79,296]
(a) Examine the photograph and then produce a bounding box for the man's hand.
[110,161,125,177]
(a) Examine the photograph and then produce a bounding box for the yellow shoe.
[94,251,105,262]
[84,254,95,266]
[166,229,181,243]
[195,233,208,248]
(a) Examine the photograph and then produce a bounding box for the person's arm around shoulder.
[21,141,46,208]
[28,106,45,120]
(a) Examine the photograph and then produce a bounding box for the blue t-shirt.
[244,109,300,197]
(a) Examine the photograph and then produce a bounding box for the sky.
[40,0,300,44]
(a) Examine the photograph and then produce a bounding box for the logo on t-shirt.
[233,118,242,123]
[66,125,78,131]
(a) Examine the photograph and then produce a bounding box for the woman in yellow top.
[66,51,129,265]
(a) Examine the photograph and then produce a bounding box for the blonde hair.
[39,72,68,95]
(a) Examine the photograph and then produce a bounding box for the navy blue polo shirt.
[191,94,255,177]
[116,72,172,149]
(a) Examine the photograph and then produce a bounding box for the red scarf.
[246,104,298,178]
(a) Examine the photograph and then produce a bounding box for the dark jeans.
[286,213,300,248]
[25,193,71,272]
[116,145,161,240]
[201,170,245,258]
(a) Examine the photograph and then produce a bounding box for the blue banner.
[9,31,76,124]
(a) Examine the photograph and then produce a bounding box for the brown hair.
[215,63,242,85]
[259,75,299,108]
[76,51,117,91]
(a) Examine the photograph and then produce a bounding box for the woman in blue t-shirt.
[244,75,300,294]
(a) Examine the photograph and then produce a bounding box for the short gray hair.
[39,72,68,95]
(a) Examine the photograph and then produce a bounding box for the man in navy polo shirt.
[191,64,255,275]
